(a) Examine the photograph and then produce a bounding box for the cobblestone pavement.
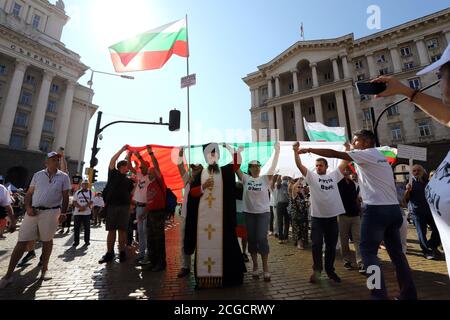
[0,216,449,300]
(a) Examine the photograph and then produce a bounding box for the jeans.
[412,210,441,254]
[269,206,274,233]
[74,215,90,244]
[338,215,362,265]
[311,217,338,274]
[360,205,417,300]
[147,210,166,267]
[136,206,147,259]
[276,202,290,240]
[245,212,270,255]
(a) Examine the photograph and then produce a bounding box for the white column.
[445,29,450,46]
[250,89,255,108]
[54,80,76,150]
[332,57,340,81]
[389,45,402,73]
[335,90,348,133]
[313,95,324,123]
[254,87,260,107]
[415,38,429,66]
[268,107,275,141]
[344,87,360,132]
[294,101,305,141]
[341,55,351,79]
[5,0,13,12]
[0,60,28,145]
[310,63,318,87]
[27,71,54,151]
[275,76,281,97]
[292,70,299,93]
[366,53,377,79]
[275,105,284,141]
[267,78,273,99]
[26,6,34,24]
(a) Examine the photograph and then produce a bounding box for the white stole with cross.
[196,168,223,287]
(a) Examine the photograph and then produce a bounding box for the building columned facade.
[0,0,98,188]
[243,8,450,171]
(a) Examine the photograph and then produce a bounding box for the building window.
[327,117,338,127]
[387,105,399,117]
[357,74,365,81]
[19,92,32,106]
[408,78,421,90]
[32,14,41,29]
[404,62,414,70]
[362,109,371,121]
[379,68,389,76]
[25,74,35,85]
[288,82,294,91]
[10,134,25,149]
[43,118,54,133]
[327,102,336,111]
[418,120,432,137]
[39,139,52,153]
[14,112,28,127]
[324,72,332,81]
[260,112,268,122]
[12,3,21,17]
[308,106,315,115]
[400,46,412,57]
[427,38,439,50]
[0,65,7,75]
[390,125,402,141]
[377,54,387,63]
[355,60,363,70]
[306,78,312,86]
[431,55,441,63]
[47,100,57,113]
[50,84,59,93]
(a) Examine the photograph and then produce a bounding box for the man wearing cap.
[0,152,71,288]
[184,143,246,288]
[72,180,93,247]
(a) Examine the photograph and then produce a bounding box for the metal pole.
[77,70,94,175]
[185,14,191,170]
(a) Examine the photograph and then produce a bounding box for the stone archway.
[6,166,29,189]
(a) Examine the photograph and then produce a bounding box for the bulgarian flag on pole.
[303,118,346,142]
[377,146,398,164]
[109,18,188,72]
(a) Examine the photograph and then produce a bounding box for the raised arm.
[293,142,308,177]
[109,145,128,170]
[267,142,281,177]
[372,76,450,127]
[147,145,162,179]
[177,147,189,185]
[223,143,243,176]
[337,142,352,174]
[126,151,136,173]
[299,147,352,161]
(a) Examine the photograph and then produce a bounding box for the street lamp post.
[76,69,134,175]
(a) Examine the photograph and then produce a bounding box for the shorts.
[0,218,7,228]
[18,209,60,242]
[105,205,130,231]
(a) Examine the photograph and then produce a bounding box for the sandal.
[252,270,260,279]
[263,272,271,282]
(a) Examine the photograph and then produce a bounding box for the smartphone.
[355,82,387,95]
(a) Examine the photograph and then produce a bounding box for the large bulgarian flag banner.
[303,118,346,142]
[109,18,188,72]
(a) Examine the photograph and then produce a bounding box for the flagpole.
[185,14,191,171]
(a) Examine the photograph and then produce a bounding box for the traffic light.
[90,147,100,167]
[92,169,98,183]
[169,109,180,131]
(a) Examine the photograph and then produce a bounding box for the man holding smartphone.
[0,151,71,288]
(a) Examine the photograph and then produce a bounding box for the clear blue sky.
[61,0,449,180]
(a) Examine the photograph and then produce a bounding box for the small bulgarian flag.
[109,18,188,72]
[377,146,398,165]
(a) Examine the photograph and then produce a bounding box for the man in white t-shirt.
[72,180,93,247]
[0,184,14,239]
[298,130,417,300]
[294,142,348,284]
[92,192,105,226]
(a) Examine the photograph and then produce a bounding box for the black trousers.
[147,210,167,267]
[127,211,136,246]
[276,202,290,240]
[311,216,338,274]
[74,215,91,244]
[62,213,72,229]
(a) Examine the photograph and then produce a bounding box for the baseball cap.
[47,151,62,159]
[417,43,450,75]
[82,179,89,184]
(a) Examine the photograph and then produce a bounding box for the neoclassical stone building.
[0,0,97,187]
[243,8,450,170]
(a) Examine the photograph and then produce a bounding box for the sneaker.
[72,242,79,247]
[242,253,250,263]
[177,268,191,278]
[328,272,342,283]
[425,253,435,260]
[98,252,114,264]
[18,250,36,266]
[0,277,13,289]
[252,270,260,279]
[297,242,305,250]
[432,249,443,259]
[119,251,127,263]
[84,242,90,246]
[40,270,52,281]
[58,229,64,234]
[263,272,271,282]
[138,257,152,266]
[358,264,366,274]
[309,272,321,284]
[344,262,353,270]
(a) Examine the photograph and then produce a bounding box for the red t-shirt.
[146,176,166,211]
